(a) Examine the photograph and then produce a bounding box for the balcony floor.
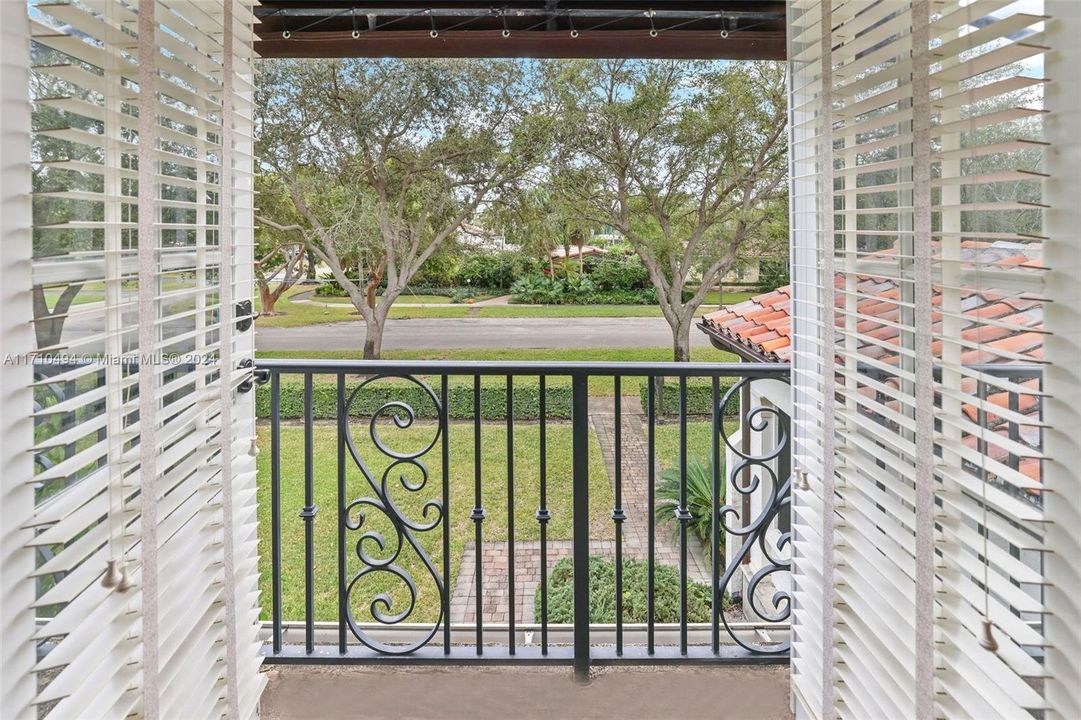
[260,664,792,720]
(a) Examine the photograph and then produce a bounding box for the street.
[255,316,712,351]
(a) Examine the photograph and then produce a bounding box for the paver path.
[449,398,709,624]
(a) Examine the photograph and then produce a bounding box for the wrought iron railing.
[254,360,792,677]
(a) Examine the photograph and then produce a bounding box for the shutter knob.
[116,562,135,593]
[978,617,998,652]
[248,437,260,457]
[797,470,811,491]
[101,559,123,589]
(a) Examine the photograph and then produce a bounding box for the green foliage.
[410,249,461,287]
[541,556,725,624]
[449,288,475,304]
[256,380,573,420]
[756,259,790,293]
[313,274,349,297]
[510,273,655,305]
[655,456,724,556]
[561,272,596,298]
[638,380,736,416]
[510,274,565,304]
[458,251,542,289]
[589,253,650,291]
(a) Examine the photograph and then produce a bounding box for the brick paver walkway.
[449,398,709,624]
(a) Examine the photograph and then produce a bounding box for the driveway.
[255,317,711,352]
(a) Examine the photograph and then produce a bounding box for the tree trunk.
[362,315,384,360]
[672,318,692,362]
[259,284,279,316]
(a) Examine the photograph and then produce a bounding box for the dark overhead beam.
[255,28,786,60]
[254,7,784,22]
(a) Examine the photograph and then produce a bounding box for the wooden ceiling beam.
[255,28,786,60]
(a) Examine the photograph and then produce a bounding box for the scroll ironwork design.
[715,376,792,654]
[341,374,444,654]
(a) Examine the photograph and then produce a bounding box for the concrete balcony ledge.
[260,664,793,720]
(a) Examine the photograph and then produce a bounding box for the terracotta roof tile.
[699,242,1045,490]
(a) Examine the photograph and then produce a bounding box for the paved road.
[255,317,711,351]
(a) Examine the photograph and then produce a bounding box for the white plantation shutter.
[786,1,834,717]
[789,1,1081,718]
[19,1,263,718]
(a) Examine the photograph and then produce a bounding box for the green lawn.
[254,284,761,328]
[255,287,472,327]
[255,347,740,398]
[654,421,745,472]
[258,421,613,623]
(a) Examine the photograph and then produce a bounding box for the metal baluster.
[442,375,451,654]
[472,375,485,654]
[711,376,721,655]
[572,374,590,681]
[507,375,515,655]
[271,372,282,654]
[613,376,626,656]
[677,375,690,655]
[537,375,551,655]
[302,372,317,655]
[647,377,656,655]
[337,372,347,654]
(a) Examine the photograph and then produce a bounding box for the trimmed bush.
[256,379,572,420]
[541,556,729,624]
[638,379,738,416]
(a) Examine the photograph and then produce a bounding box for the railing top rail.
[253,359,794,378]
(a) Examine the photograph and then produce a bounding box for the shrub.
[459,251,540,289]
[256,379,573,421]
[510,274,564,304]
[590,255,650,291]
[449,288,475,304]
[655,456,724,557]
[511,273,656,305]
[411,251,460,287]
[561,273,596,300]
[638,379,738,416]
[313,273,348,297]
[540,556,729,624]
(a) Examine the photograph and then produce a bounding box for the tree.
[253,173,309,316]
[256,58,547,358]
[556,60,788,361]
[486,179,593,276]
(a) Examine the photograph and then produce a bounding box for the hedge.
[638,378,739,416]
[256,380,573,420]
[541,556,730,624]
